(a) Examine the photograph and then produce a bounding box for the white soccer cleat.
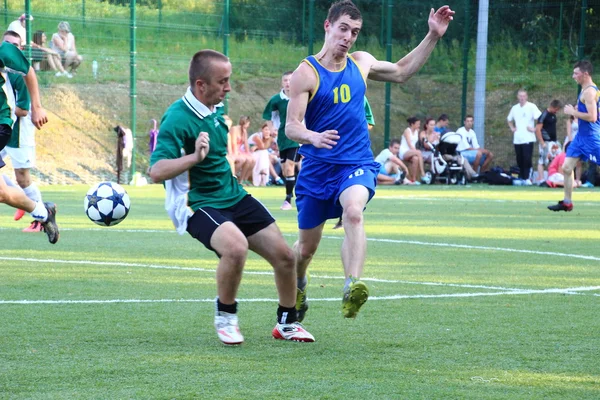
[272,322,315,342]
[214,312,244,345]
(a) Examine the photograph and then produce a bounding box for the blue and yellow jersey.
[577,85,600,137]
[300,55,373,164]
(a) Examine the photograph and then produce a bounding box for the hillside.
[1,75,577,186]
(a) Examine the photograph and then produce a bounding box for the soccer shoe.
[40,202,60,244]
[23,221,44,233]
[342,279,369,319]
[581,181,594,188]
[296,286,309,322]
[13,208,25,221]
[272,322,315,342]
[214,311,244,345]
[548,200,573,212]
[280,200,292,210]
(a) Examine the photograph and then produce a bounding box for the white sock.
[23,183,42,202]
[2,174,17,188]
[30,201,48,222]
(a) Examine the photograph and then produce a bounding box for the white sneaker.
[55,71,64,77]
[523,179,533,186]
[65,72,73,79]
[214,311,244,345]
[272,322,315,342]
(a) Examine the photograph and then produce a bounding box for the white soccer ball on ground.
[84,181,131,226]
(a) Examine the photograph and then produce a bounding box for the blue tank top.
[577,85,600,137]
[300,55,373,164]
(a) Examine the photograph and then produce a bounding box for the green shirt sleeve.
[0,42,30,75]
[262,96,275,121]
[364,97,375,126]
[8,73,30,110]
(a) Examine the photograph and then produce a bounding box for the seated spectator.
[248,122,274,186]
[374,139,412,185]
[50,21,82,74]
[434,113,449,135]
[31,30,71,77]
[399,116,426,183]
[543,143,580,188]
[456,115,494,172]
[419,117,438,164]
[229,115,255,185]
[7,14,30,46]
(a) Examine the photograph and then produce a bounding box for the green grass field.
[1,184,599,399]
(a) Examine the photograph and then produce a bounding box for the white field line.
[376,195,599,206]
[0,256,524,292]
[1,286,599,305]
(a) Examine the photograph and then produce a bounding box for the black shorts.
[0,124,12,169]
[186,194,275,255]
[280,147,301,163]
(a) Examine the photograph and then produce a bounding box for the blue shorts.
[566,133,600,163]
[295,158,379,229]
[460,149,486,166]
[379,164,393,176]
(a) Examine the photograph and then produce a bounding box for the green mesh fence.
[1,0,599,184]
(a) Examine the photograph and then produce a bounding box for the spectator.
[419,117,438,165]
[7,14,30,46]
[50,21,82,74]
[535,99,562,185]
[543,143,580,188]
[456,114,494,173]
[229,115,255,185]
[374,139,411,185]
[399,116,426,182]
[434,113,449,135]
[248,122,274,186]
[31,31,71,77]
[507,89,541,185]
[565,114,578,146]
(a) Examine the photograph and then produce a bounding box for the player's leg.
[293,224,325,322]
[481,149,493,172]
[187,208,248,345]
[548,157,578,212]
[248,222,315,342]
[537,144,546,184]
[15,167,44,231]
[281,149,298,209]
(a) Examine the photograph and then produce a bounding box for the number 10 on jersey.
[333,84,351,104]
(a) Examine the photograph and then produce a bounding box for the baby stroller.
[430,131,466,185]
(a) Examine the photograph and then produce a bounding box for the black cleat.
[41,202,59,244]
[547,200,573,212]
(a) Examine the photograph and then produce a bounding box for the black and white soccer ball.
[84,181,131,226]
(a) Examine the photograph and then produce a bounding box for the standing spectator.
[507,89,542,185]
[456,115,494,173]
[434,113,449,135]
[535,99,562,184]
[50,21,83,75]
[7,14,31,46]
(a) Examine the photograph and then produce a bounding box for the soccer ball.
[84,181,131,226]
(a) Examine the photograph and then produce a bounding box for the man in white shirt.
[7,14,31,46]
[456,115,494,173]
[507,89,542,184]
[374,139,411,185]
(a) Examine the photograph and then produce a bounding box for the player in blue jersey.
[285,0,454,320]
[549,60,600,212]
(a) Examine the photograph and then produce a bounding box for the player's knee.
[296,240,317,261]
[563,164,574,175]
[276,245,295,270]
[343,204,364,226]
[224,238,249,265]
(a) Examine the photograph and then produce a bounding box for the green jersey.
[0,42,30,127]
[262,90,298,152]
[7,73,31,148]
[150,88,246,211]
[364,97,375,126]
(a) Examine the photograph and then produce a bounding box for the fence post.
[557,2,563,61]
[460,0,471,124]
[302,0,305,45]
[25,0,31,63]
[3,0,7,27]
[223,0,230,114]
[82,0,86,29]
[130,0,137,181]
[383,0,393,148]
[308,0,314,55]
[158,0,162,25]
